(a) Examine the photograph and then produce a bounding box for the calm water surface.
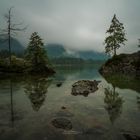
[0,65,140,140]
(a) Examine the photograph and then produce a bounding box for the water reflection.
[10,80,14,127]
[24,77,52,111]
[103,74,140,93]
[137,96,140,110]
[0,65,140,140]
[1,78,22,127]
[104,86,124,124]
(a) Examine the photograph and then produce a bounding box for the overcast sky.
[0,0,140,53]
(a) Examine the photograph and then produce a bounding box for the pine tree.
[25,32,48,67]
[104,14,127,56]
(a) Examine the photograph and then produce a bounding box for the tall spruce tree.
[25,32,48,67]
[104,14,127,56]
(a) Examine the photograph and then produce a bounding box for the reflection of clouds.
[64,69,100,81]
[65,74,80,81]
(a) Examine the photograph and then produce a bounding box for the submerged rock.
[122,133,140,140]
[71,80,100,97]
[56,82,62,87]
[52,118,72,130]
[61,106,66,110]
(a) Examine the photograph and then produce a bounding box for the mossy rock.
[100,51,140,76]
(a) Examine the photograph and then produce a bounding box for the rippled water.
[0,65,140,140]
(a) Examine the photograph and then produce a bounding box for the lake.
[0,65,140,140]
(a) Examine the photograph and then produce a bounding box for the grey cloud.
[0,0,140,53]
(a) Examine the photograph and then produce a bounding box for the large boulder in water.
[71,80,100,97]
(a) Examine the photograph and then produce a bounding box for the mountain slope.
[0,37,24,54]
[45,44,66,58]
[0,39,109,60]
[45,44,109,60]
[75,51,109,60]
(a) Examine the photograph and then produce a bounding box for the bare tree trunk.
[8,9,11,65]
[0,7,27,66]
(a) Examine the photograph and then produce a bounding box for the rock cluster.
[71,80,100,97]
[99,51,140,76]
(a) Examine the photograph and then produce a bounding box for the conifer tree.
[104,14,127,56]
[25,32,48,67]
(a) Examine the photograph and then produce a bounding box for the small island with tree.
[24,32,55,74]
[0,31,55,75]
[0,8,55,75]
[99,14,140,77]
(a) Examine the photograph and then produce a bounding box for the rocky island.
[0,32,55,75]
[99,51,140,77]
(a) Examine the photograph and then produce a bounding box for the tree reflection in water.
[24,77,52,111]
[137,96,140,111]
[10,79,14,127]
[104,86,124,124]
[9,78,23,127]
